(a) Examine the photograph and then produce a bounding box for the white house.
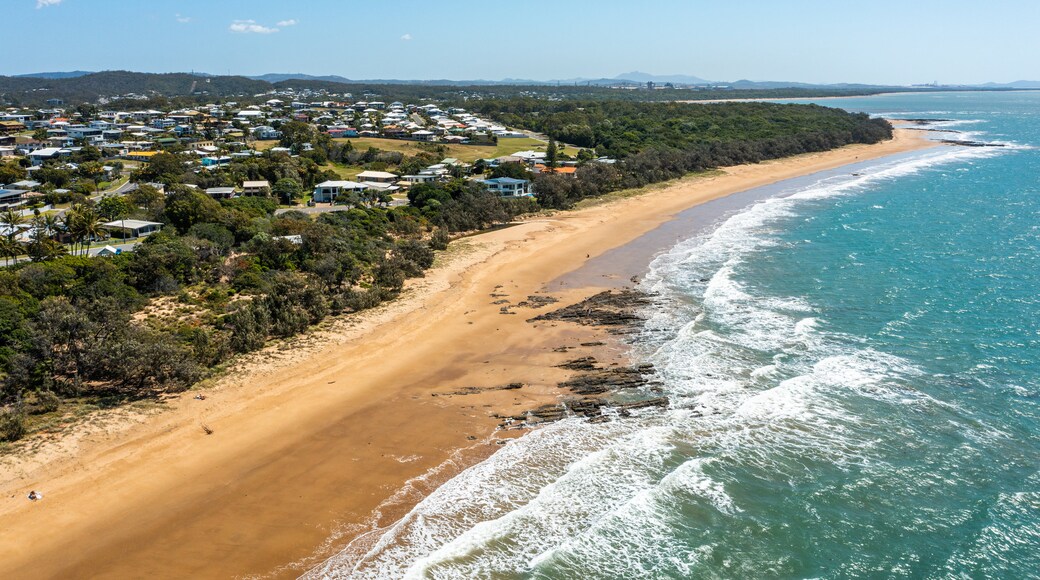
[312,180,369,203]
[355,170,398,183]
[483,177,532,198]
[103,219,164,239]
[401,174,437,184]
[28,147,64,166]
[241,180,270,195]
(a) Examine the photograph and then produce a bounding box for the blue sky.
[8,0,1040,84]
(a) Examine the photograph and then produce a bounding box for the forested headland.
[474,100,893,208]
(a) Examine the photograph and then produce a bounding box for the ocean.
[308,92,1040,579]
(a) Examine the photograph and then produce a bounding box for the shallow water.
[308,91,1040,579]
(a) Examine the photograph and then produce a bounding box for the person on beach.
[27,491,42,501]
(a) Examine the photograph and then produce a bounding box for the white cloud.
[401,33,412,41]
[276,19,297,27]
[176,13,191,23]
[36,0,62,8]
[230,20,279,34]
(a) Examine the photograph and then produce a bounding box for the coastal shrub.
[93,328,205,391]
[334,287,384,313]
[261,273,328,337]
[0,409,26,442]
[225,302,272,353]
[373,258,407,292]
[24,390,61,415]
[430,228,450,251]
[395,239,435,274]
[188,223,235,252]
[190,328,233,367]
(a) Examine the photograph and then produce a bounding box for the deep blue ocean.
[310,92,1040,579]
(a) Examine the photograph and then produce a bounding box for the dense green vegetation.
[474,100,893,209]
[0,180,530,442]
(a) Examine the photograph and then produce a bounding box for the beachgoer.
[27,490,41,501]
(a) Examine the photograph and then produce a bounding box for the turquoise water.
[310,92,1040,579]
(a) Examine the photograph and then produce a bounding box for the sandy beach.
[0,128,937,579]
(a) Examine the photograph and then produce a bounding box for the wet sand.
[0,129,937,579]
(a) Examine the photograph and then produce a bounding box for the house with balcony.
[483,177,532,198]
[312,180,368,203]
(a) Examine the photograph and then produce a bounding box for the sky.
[7,0,1040,85]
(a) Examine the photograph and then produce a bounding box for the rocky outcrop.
[528,289,651,332]
[496,396,670,427]
[940,139,1005,147]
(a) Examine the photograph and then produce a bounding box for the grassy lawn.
[322,162,363,180]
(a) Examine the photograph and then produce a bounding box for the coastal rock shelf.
[499,396,670,427]
[528,289,652,332]
[493,289,671,428]
[940,139,1006,147]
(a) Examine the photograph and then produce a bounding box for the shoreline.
[0,129,938,579]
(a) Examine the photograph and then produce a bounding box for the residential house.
[483,177,532,198]
[205,187,236,199]
[201,156,231,167]
[241,180,270,195]
[9,180,41,190]
[401,174,437,185]
[0,120,25,135]
[312,180,368,203]
[356,170,398,184]
[252,126,282,140]
[0,188,27,208]
[533,164,577,178]
[124,151,160,162]
[103,219,164,239]
[28,147,65,166]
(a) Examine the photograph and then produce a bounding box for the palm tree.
[1,207,23,236]
[41,213,61,239]
[77,207,107,255]
[60,210,78,255]
[65,205,106,256]
[0,236,16,266]
[1,207,24,265]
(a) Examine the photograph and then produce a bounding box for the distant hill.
[0,71,271,105]
[14,70,94,79]
[249,73,354,84]
[981,80,1040,89]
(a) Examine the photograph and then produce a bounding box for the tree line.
[472,100,893,209]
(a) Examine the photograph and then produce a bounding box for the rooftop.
[103,219,163,229]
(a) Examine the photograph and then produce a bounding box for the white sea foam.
[304,142,1016,579]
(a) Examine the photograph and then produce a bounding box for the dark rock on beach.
[528,289,651,331]
[940,139,1005,147]
[498,396,670,427]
